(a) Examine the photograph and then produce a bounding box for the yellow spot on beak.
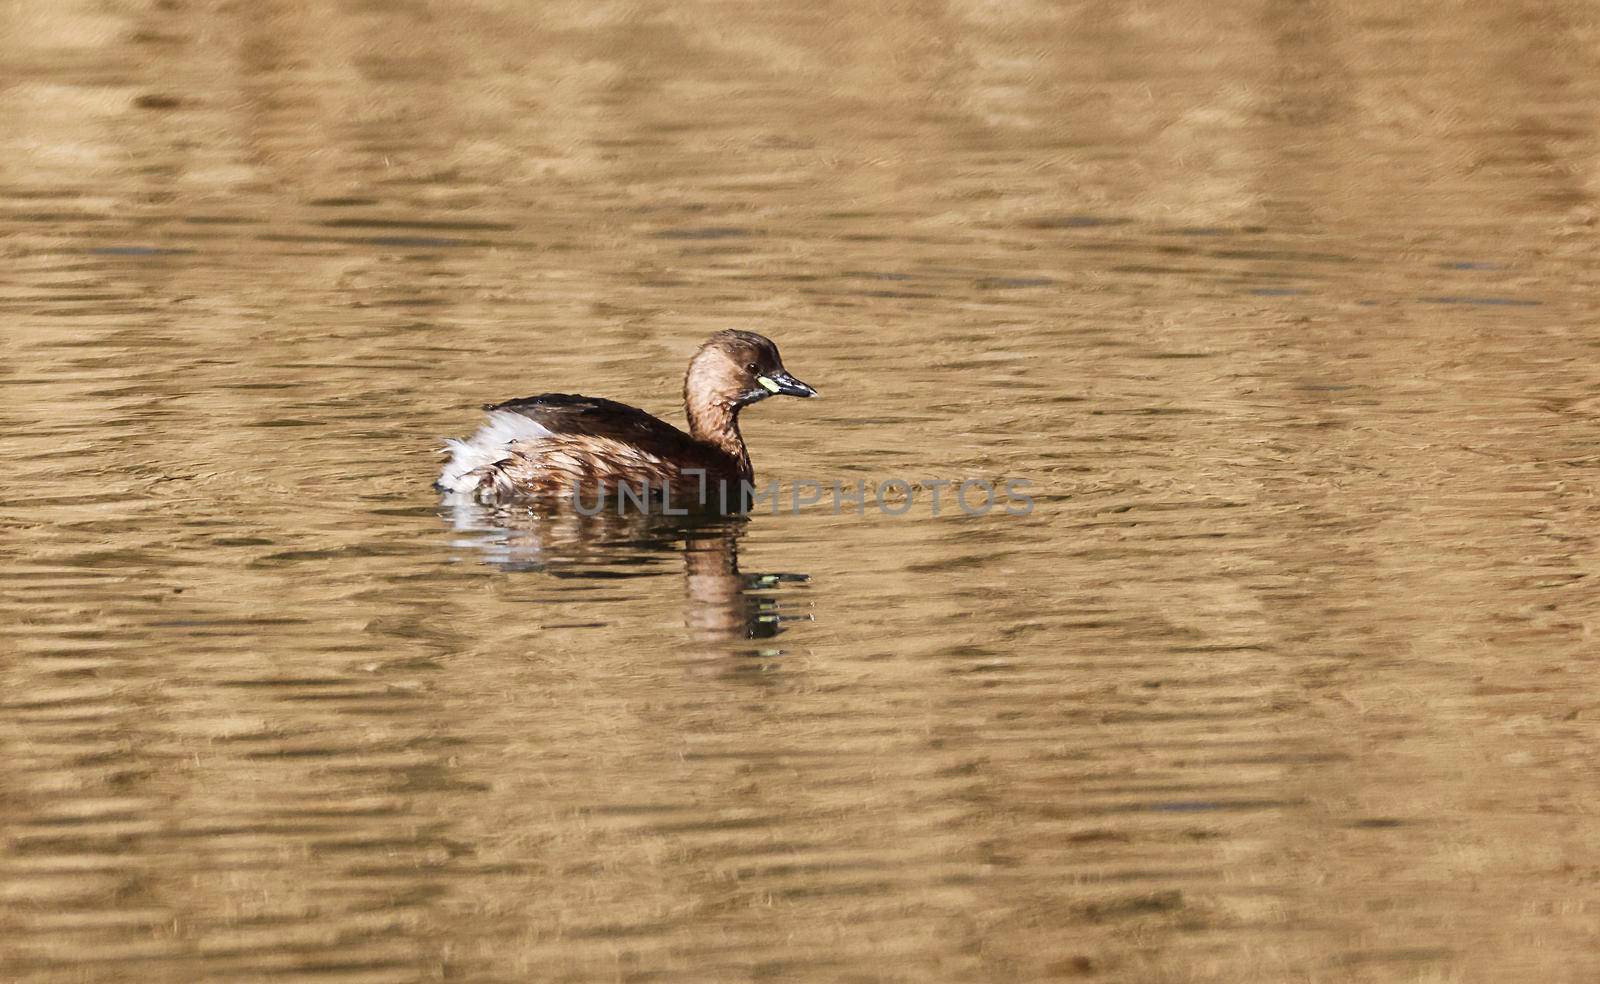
[756,375,781,393]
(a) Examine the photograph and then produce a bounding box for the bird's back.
[486,393,698,449]
[438,393,739,504]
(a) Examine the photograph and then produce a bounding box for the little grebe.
[437,330,817,506]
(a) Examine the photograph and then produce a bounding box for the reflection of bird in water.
[442,503,809,646]
[682,525,808,643]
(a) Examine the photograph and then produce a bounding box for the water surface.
[3,2,1599,982]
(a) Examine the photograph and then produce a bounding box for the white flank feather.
[436,410,553,494]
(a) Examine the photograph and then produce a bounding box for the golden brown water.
[4,2,1600,981]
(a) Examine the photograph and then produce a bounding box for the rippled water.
[5,2,1600,982]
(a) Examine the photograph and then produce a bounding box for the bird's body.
[437,331,816,510]
[438,394,744,503]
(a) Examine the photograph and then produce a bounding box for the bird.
[436,330,817,510]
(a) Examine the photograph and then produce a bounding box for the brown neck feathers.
[684,342,754,479]
[685,393,751,478]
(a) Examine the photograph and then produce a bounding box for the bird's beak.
[757,370,818,399]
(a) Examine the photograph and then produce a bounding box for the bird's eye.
[746,362,760,374]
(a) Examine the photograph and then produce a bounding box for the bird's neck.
[686,397,751,479]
